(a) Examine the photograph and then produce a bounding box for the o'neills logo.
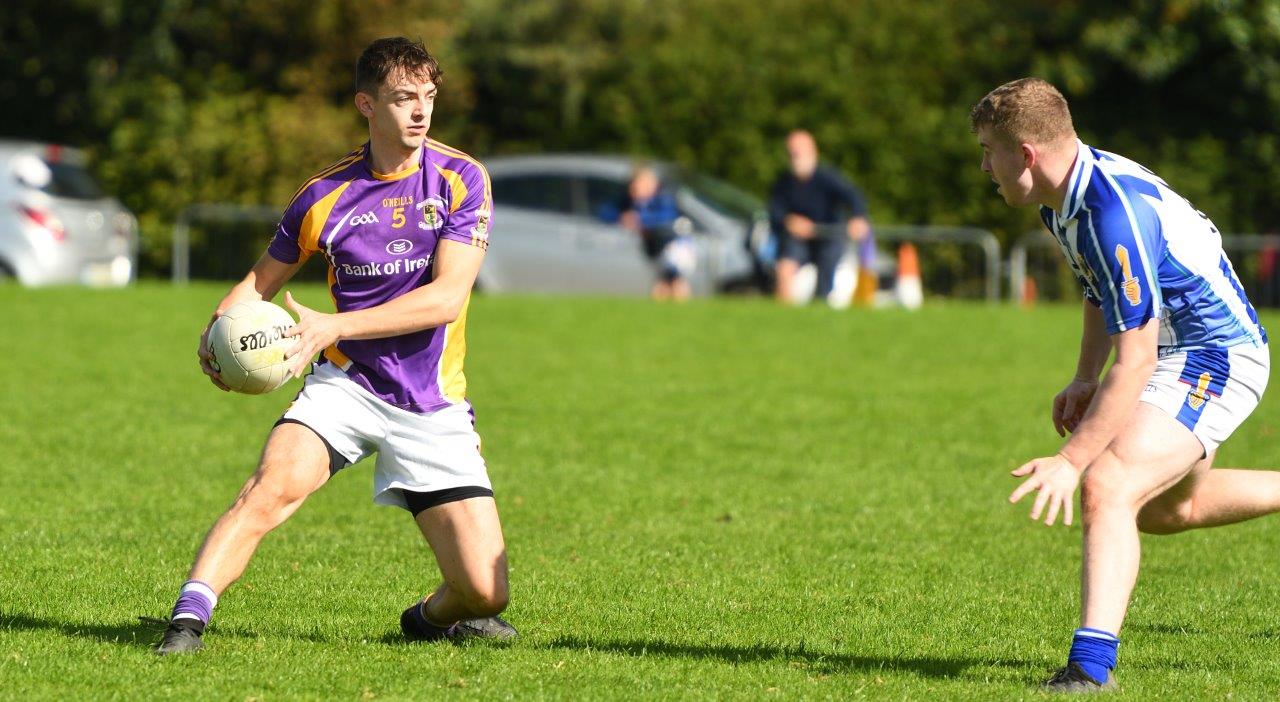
[386,239,413,255]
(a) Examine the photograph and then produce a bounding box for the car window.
[672,169,761,222]
[581,176,629,222]
[42,161,104,200]
[491,174,574,214]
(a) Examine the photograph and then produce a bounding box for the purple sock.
[171,580,217,629]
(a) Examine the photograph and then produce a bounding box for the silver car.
[481,154,770,295]
[0,140,137,286]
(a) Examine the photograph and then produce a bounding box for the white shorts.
[656,236,697,280]
[1140,343,1270,454]
[280,362,491,511]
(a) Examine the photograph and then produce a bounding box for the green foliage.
[3,0,1279,275]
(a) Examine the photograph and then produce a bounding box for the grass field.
[3,283,1280,700]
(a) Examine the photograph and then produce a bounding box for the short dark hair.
[355,37,443,95]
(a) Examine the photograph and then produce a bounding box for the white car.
[482,154,771,295]
[0,140,137,286]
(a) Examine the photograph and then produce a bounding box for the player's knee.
[1080,461,1139,517]
[1080,472,1112,515]
[236,475,303,525]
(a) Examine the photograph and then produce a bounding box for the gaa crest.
[417,196,446,231]
[471,208,491,240]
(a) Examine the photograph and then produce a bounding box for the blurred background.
[2,0,1279,303]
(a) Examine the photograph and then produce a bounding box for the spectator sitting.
[607,166,696,301]
[769,130,872,306]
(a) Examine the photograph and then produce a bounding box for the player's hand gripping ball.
[205,301,298,394]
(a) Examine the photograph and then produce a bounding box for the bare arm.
[1057,318,1159,470]
[1074,300,1112,381]
[1052,300,1113,436]
[1008,318,1158,526]
[212,252,305,315]
[282,239,484,376]
[197,253,304,390]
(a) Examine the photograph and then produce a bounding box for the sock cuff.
[1074,627,1119,642]
[181,579,218,608]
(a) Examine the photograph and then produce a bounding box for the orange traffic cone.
[1021,276,1038,308]
[895,242,923,310]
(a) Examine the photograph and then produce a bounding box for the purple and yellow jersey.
[268,139,492,414]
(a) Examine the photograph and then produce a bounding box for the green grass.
[3,283,1280,700]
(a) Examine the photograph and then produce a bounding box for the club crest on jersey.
[1114,244,1142,306]
[1187,372,1212,410]
[471,208,491,240]
[1067,250,1096,286]
[417,196,446,231]
[350,211,379,226]
[386,239,413,255]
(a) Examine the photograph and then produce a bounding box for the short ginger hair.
[970,78,1076,149]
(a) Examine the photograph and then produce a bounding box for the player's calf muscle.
[1136,500,1195,534]
[455,577,508,615]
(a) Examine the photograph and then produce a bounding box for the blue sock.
[1068,627,1119,682]
[170,579,218,631]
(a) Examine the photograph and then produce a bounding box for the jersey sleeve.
[440,162,492,251]
[1079,205,1160,335]
[267,195,311,264]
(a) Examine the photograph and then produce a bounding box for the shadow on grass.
[542,636,1035,678]
[0,610,403,649]
[0,611,160,649]
[0,611,314,648]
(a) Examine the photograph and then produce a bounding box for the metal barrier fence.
[873,225,1002,302]
[172,204,283,284]
[175,202,1280,307]
[171,206,1005,301]
[1009,231,1280,306]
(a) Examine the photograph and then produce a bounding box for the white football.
[205,300,297,394]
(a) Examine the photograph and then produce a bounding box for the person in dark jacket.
[769,130,871,304]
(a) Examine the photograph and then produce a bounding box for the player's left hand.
[1008,454,1082,526]
[282,291,343,379]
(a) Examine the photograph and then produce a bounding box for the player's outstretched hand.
[1052,379,1099,437]
[282,291,342,379]
[197,314,231,392]
[1008,454,1081,526]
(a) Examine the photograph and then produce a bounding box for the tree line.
[3,0,1276,274]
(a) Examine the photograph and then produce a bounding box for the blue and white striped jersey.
[1041,140,1267,352]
